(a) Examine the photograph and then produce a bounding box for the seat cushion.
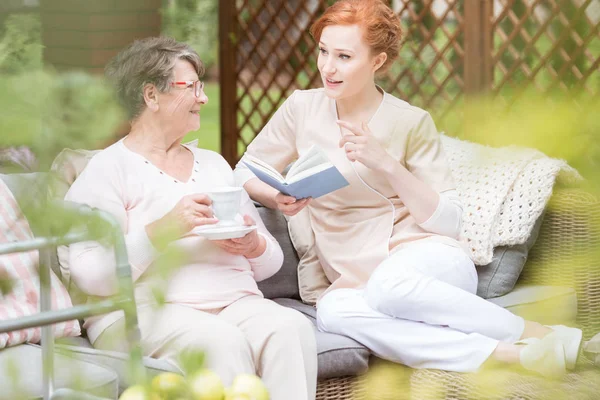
[256,206,301,300]
[487,284,577,325]
[56,337,178,393]
[273,298,370,379]
[0,343,118,400]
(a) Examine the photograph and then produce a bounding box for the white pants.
[95,295,317,400]
[317,242,525,372]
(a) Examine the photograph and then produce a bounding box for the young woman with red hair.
[235,0,581,378]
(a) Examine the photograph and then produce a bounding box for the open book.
[243,145,349,199]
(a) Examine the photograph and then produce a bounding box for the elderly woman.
[60,37,316,400]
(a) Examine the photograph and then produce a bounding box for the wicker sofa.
[2,169,600,399]
[312,187,600,400]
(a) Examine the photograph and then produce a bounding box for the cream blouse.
[235,88,464,296]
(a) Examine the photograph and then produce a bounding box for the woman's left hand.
[211,215,266,258]
[338,120,395,173]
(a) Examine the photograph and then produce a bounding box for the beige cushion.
[487,284,577,325]
[49,139,200,200]
[49,148,100,200]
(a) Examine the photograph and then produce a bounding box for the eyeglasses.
[170,80,205,98]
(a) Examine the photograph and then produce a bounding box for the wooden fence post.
[464,0,493,95]
[463,0,493,137]
[219,0,238,166]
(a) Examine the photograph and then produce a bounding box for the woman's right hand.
[274,192,311,216]
[146,193,218,248]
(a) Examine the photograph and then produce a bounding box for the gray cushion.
[273,298,370,379]
[476,214,544,299]
[487,284,577,325]
[256,206,301,300]
[0,344,118,400]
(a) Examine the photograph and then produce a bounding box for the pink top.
[59,140,283,344]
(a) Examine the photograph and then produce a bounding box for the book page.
[286,163,332,184]
[243,154,285,182]
[287,145,329,179]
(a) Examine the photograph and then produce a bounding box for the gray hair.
[105,36,204,120]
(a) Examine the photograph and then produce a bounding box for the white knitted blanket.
[441,135,581,265]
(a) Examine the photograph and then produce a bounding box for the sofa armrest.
[0,200,146,394]
[520,187,600,336]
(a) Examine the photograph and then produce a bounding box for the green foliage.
[0,13,42,74]
[0,270,14,297]
[177,349,206,376]
[459,90,600,192]
[0,70,124,169]
[161,0,219,78]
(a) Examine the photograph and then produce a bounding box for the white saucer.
[192,224,257,240]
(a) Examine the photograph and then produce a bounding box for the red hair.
[310,0,402,71]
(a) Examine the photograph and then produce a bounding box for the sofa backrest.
[0,173,49,236]
[255,205,301,300]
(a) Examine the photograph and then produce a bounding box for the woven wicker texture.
[316,376,365,400]
[520,188,600,338]
[410,359,600,400]
[316,187,600,399]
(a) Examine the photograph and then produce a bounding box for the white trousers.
[317,242,525,372]
[95,295,317,400]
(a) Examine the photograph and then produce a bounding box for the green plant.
[0,13,42,74]
[0,70,124,169]
[161,0,219,78]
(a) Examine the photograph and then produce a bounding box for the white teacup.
[207,187,243,227]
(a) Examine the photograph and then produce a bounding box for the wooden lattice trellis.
[219,0,600,165]
[492,0,600,100]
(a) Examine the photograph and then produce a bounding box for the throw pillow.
[476,213,545,299]
[0,179,80,348]
[49,140,200,200]
[49,148,101,200]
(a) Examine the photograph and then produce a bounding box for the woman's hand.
[211,215,266,258]
[274,192,311,216]
[146,193,218,248]
[337,120,395,174]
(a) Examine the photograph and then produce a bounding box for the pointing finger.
[361,121,372,135]
[336,120,366,136]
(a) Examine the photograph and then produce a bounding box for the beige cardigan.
[235,88,461,298]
